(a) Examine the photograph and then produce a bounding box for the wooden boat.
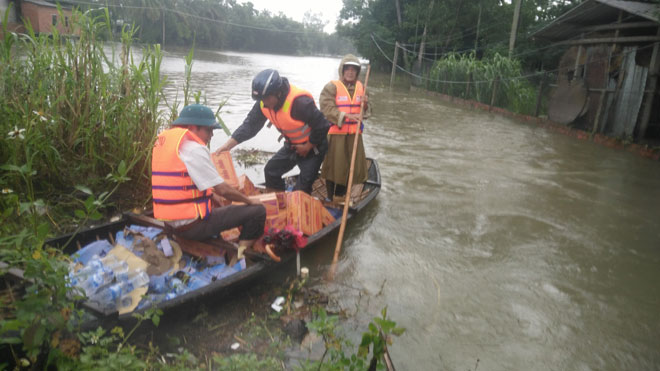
[30,158,381,321]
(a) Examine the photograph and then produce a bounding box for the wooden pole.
[390,42,399,89]
[534,71,545,117]
[489,77,499,110]
[328,65,371,280]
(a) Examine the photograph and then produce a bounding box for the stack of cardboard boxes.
[212,152,335,242]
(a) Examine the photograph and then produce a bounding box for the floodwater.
[157,48,660,370]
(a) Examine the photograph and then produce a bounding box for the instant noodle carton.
[237,174,259,196]
[266,208,287,230]
[320,205,336,226]
[233,193,287,231]
[211,151,239,188]
[286,191,324,236]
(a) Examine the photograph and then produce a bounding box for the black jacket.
[231,78,330,146]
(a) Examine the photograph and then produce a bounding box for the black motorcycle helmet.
[251,69,283,101]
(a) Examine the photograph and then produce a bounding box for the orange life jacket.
[260,85,313,144]
[328,80,364,135]
[152,127,212,221]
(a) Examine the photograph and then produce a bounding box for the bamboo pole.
[328,65,371,280]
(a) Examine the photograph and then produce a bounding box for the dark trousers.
[326,181,347,198]
[177,204,266,241]
[264,139,328,194]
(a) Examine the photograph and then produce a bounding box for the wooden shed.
[533,0,660,142]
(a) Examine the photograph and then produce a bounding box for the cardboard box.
[286,191,324,236]
[221,227,240,242]
[237,174,259,196]
[311,198,324,232]
[233,193,280,217]
[265,208,287,231]
[252,193,279,216]
[275,192,286,209]
[212,151,239,188]
[320,206,336,226]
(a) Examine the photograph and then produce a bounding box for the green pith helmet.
[173,104,221,129]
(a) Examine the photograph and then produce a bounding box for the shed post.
[636,26,660,141]
[593,11,623,134]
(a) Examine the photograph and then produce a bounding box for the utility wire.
[65,0,330,35]
[378,11,639,64]
[372,33,656,85]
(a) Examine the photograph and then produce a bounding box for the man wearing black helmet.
[216,69,330,194]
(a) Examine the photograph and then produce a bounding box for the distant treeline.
[90,0,356,56]
[335,0,596,72]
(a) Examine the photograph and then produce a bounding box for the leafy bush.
[430,52,538,115]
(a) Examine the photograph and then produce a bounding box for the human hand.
[345,113,361,122]
[214,138,237,156]
[247,198,263,206]
[211,193,226,207]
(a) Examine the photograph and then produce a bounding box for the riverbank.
[412,86,660,161]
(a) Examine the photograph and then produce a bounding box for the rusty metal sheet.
[548,80,589,125]
[609,47,648,137]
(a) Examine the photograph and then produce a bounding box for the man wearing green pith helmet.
[151,104,266,259]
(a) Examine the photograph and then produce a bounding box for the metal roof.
[533,0,659,41]
[23,0,73,9]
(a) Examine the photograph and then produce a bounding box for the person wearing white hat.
[319,54,371,203]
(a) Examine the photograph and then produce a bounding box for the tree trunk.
[474,4,482,52]
[394,0,402,27]
[509,0,523,57]
[416,0,435,71]
[443,0,464,49]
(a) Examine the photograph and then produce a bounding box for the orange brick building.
[20,0,75,35]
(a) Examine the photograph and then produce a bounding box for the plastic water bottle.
[94,270,150,311]
[186,274,209,291]
[80,266,114,297]
[124,271,150,293]
[168,277,186,295]
[92,282,123,311]
[118,271,150,308]
[71,255,103,280]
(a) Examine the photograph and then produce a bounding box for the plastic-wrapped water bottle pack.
[69,225,247,313]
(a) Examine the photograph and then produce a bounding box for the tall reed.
[1,9,166,228]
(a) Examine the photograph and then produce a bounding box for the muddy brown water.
[140,48,660,370]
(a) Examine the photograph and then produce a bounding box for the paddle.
[327,64,371,281]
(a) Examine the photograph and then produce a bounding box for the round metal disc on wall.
[548,80,588,125]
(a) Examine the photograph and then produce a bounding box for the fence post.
[465,72,472,98]
[534,72,545,117]
[389,41,399,89]
[489,77,499,110]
